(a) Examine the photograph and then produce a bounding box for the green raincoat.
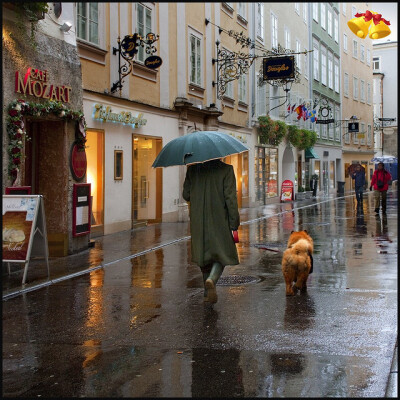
[182,159,240,267]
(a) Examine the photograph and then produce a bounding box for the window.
[239,74,247,103]
[367,125,372,145]
[367,49,371,65]
[137,4,152,62]
[328,103,334,139]
[344,72,349,97]
[313,42,319,80]
[304,48,308,79]
[353,76,358,99]
[77,2,99,45]
[353,128,359,144]
[285,27,290,49]
[295,3,300,14]
[373,56,380,71]
[334,58,339,93]
[256,3,264,40]
[322,122,327,138]
[367,83,371,104]
[313,3,318,22]
[271,13,278,48]
[190,33,202,86]
[343,33,348,52]
[303,3,308,23]
[360,123,365,144]
[321,45,327,85]
[345,131,350,144]
[360,44,365,62]
[342,3,346,16]
[256,73,266,116]
[296,40,301,73]
[334,17,339,42]
[335,106,340,141]
[353,40,358,58]
[360,80,365,102]
[352,6,357,18]
[327,9,332,36]
[321,3,326,29]
[328,53,333,89]
[238,2,246,20]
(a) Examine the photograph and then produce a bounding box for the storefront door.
[86,129,104,237]
[132,136,162,226]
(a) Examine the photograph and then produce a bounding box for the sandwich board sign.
[280,180,294,202]
[2,195,49,285]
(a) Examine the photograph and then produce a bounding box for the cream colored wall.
[168,3,178,106]
[340,3,374,151]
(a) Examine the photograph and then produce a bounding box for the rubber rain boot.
[202,272,210,301]
[205,262,224,304]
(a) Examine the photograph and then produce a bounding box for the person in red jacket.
[370,162,392,214]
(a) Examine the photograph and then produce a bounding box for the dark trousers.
[355,186,364,203]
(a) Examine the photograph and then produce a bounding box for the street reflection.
[284,293,316,331]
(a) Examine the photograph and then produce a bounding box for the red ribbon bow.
[355,10,390,26]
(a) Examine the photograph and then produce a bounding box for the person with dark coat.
[370,162,392,214]
[183,159,240,304]
[351,164,366,208]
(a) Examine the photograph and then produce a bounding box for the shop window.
[86,129,104,229]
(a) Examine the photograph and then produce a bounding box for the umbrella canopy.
[347,163,365,176]
[371,155,398,164]
[152,130,248,168]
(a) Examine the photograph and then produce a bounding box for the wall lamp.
[60,22,72,33]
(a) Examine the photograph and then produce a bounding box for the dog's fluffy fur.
[282,230,314,296]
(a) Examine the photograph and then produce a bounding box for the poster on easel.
[280,180,294,202]
[2,195,49,284]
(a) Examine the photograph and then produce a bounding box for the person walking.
[351,164,366,210]
[370,162,392,214]
[183,159,240,304]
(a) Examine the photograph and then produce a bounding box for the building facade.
[2,3,87,256]
[310,2,342,195]
[339,2,375,190]
[372,41,398,160]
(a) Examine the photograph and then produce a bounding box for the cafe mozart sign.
[93,103,147,129]
[15,67,72,103]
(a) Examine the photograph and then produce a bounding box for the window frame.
[271,12,278,49]
[237,2,247,21]
[76,2,103,47]
[295,3,300,15]
[136,3,154,63]
[284,27,291,50]
[366,48,371,65]
[344,72,349,97]
[334,16,339,42]
[188,28,203,87]
[313,3,318,22]
[321,45,327,86]
[303,3,308,23]
[334,58,339,93]
[343,33,348,53]
[256,3,264,41]
[353,76,358,100]
[238,73,247,103]
[360,44,365,62]
[373,56,380,71]
[327,9,332,36]
[367,82,372,104]
[320,3,326,30]
[360,79,365,103]
[328,52,333,89]
[296,40,302,73]
[353,39,358,59]
[313,41,319,81]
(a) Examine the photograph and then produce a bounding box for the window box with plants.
[258,116,287,146]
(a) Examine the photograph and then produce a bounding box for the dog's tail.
[290,238,312,255]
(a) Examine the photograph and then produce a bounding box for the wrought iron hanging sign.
[111,32,161,95]
[316,99,334,124]
[263,56,295,81]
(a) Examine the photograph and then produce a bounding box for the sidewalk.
[2,189,397,397]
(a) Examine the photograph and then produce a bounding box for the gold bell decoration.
[369,20,391,39]
[350,10,391,40]
[347,15,372,38]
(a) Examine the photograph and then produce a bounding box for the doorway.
[132,135,162,226]
[24,120,69,256]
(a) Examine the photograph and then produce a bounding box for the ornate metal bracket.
[212,41,256,100]
[111,32,160,95]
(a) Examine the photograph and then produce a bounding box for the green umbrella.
[152,130,248,167]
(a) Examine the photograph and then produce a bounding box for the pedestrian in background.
[183,159,240,304]
[370,162,392,214]
[351,164,366,210]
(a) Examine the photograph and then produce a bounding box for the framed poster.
[2,195,49,284]
[114,150,123,180]
[73,183,91,237]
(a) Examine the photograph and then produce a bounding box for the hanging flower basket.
[258,116,286,146]
[6,99,87,183]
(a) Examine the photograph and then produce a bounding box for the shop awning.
[305,147,319,159]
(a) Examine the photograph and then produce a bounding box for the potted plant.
[296,185,306,200]
[304,185,313,199]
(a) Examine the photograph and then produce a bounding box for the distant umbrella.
[347,163,365,176]
[371,155,398,163]
[152,130,248,168]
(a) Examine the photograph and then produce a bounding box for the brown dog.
[282,230,314,296]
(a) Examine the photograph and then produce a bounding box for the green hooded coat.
[182,159,240,267]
